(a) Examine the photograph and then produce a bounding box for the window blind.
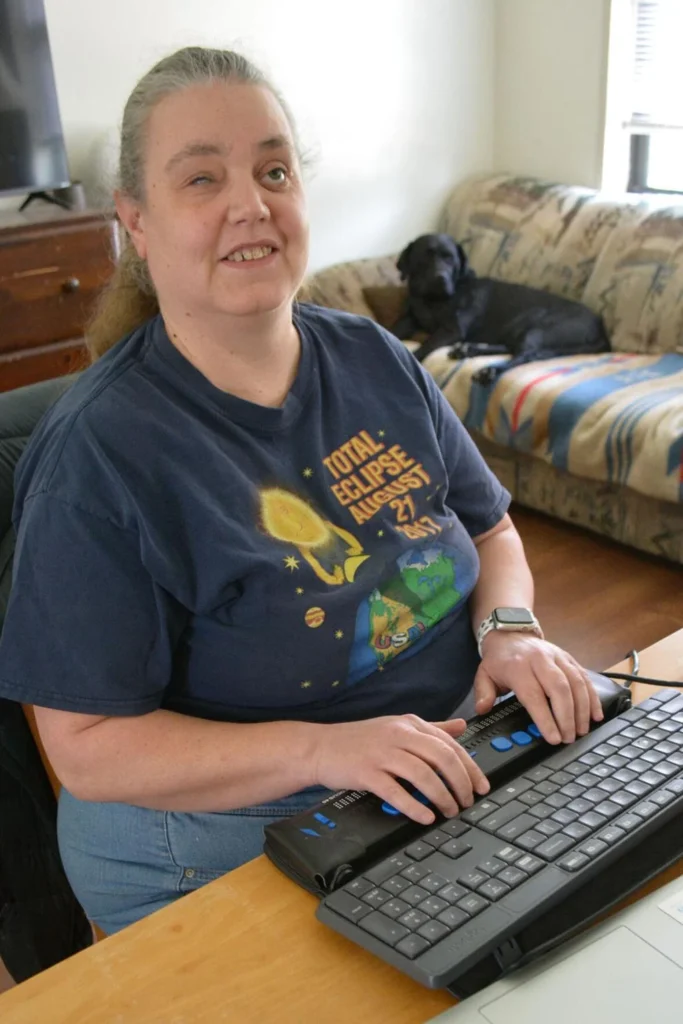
[627,0,683,131]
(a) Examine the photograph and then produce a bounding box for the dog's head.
[396,233,474,299]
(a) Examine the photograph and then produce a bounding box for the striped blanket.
[423,349,683,505]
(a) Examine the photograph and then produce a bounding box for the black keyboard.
[316,688,683,989]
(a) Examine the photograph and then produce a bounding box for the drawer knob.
[61,277,81,294]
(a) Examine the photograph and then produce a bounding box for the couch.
[299,173,683,566]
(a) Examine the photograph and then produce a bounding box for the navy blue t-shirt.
[0,306,509,724]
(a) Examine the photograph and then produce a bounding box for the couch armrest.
[297,254,401,317]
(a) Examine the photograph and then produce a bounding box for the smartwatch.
[476,607,543,658]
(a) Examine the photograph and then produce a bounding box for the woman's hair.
[87,47,302,361]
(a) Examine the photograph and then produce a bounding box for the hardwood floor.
[510,505,683,674]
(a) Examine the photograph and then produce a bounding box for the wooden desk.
[1,632,682,1023]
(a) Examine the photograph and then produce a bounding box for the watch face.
[494,607,535,625]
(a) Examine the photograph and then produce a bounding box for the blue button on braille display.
[511,730,533,746]
[528,723,541,739]
[491,737,513,752]
[381,802,401,816]
[313,812,330,825]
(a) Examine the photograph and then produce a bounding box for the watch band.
[476,609,543,658]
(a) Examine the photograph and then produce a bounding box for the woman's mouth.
[223,245,276,264]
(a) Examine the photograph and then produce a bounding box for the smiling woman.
[0,46,600,938]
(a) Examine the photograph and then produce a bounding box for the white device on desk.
[428,874,683,1024]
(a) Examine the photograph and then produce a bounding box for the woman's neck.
[161,302,301,408]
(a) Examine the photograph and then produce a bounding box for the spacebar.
[534,716,627,771]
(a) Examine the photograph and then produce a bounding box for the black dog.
[392,234,610,383]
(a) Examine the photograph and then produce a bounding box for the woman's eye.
[264,167,288,185]
[188,174,213,186]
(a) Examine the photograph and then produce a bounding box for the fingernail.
[477,780,490,795]
[549,730,561,744]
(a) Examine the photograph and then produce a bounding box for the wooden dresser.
[0,206,119,392]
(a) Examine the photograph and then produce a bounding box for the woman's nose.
[226,177,270,225]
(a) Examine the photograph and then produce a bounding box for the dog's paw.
[472,365,498,386]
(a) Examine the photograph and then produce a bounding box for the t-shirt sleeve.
[383,331,511,536]
[0,493,187,715]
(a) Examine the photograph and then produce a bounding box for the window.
[626,1,683,194]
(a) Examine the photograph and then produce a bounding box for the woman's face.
[117,81,309,321]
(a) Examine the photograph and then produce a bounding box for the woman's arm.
[469,514,602,742]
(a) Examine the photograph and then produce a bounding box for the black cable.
[602,671,683,688]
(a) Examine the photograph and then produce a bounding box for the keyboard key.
[633,736,655,751]
[401,864,430,883]
[604,754,628,769]
[528,802,554,820]
[380,898,411,919]
[511,731,533,746]
[558,851,590,872]
[578,811,608,829]
[552,808,579,825]
[405,841,434,861]
[498,814,538,840]
[423,830,451,849]
[525,765,553,782]
[549,770,573,786]
[359,911,410,946]
[588,764,611,779]
[440,819,471,838]
[606,734,630,749]
[655,741,677,755]
[491,737,513,752]
[615,813,642,832]
[567,797,593,814]
[440,839,472,860]
[641,769,665,786]
[516,853,544,874]
[578,752,602,766]
[437,883,467,904]
[545,793,571,809]
[478,857,505,876]
[610,790,637,808]
[437,907,469,930]
[592,800,621,820]
[498,866,527,887]
[420,873,450,894]
[496,845,522,864]
[457,870,489,890]
[578,838,608,858]
[597,778,622,794]
[613,768,637,784]
[459,801,500,824]
[641,750,665,765]
[653,761,679,778]
[564,763,585,777]
[494,779,534,804]
[536,818,563,837]
[667,779,683,796]
[536,834,576,860]
[592,744,614,757]
[363,887,391,907]
[396,933,431,959]
[583,788,606,805]
[633,800,659,819]
[648,727,669,740]
[398,908,430,930]
[478,878,511,901]
[517,830,545,851]
[535,780,559,796]
[326,890,372,923]
[365,855,411,886]
[559,783,584,800]
[651,788,677,808]
[479,801,528,833]
[562,822,592,841]
[620,726,642,740]
[383,876,411,896]
[457,894,489,917]
[417,896,449,918]
[597,825,626,845]
[519,790,546,807]
[625,781,650,797]
[345,877,374,897]
[401,885,430,906]
[671,752,683,766]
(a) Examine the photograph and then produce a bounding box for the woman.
[0,47,602,935]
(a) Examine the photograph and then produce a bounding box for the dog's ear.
[397,241,415,280]
[454,243,476,282]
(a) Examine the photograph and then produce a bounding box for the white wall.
[33,0,495,270]
[494,0,611,188]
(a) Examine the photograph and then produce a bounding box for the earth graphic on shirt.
[346,543,471,685]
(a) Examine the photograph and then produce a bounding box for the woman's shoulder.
[296,302,415,362]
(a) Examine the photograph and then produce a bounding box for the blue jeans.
[57,785,329,935]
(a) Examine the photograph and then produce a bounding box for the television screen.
[0,0,70,196]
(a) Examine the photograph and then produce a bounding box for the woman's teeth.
[226,246,274,262]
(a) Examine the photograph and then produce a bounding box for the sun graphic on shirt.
[261,489,331,547]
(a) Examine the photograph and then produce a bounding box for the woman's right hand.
[312,714,490,825]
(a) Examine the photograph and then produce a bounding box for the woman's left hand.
[474,632,604,745]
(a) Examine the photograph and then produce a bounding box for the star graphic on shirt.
[300,680,312,689]
[295,587,304,595]
[377,529,384,538]
[378,666,385,672]
[302,467,313,478]
[283,555,300,572]
[331,680,340,687]
[378,430,386,438]
[334,629,344,640]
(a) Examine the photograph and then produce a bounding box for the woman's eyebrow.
[165,141,225,173]
[257,135,292,152]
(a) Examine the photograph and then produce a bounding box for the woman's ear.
[114,190,148,260]
[397,241,415,281]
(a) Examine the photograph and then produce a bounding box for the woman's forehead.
[146,81,292,161]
